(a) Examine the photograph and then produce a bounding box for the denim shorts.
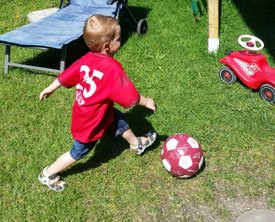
[70,108,129,160]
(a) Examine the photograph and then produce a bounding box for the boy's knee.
[70,140,97,160]
[69,149,83,161]
[108,108,130,137]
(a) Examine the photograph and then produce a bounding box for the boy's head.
[83,15,121,53]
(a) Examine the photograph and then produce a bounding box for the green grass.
[0,0,274,221]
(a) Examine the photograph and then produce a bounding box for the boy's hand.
[138,95,156,112]
[145,97,156,112]
[40,87,54,101]
[39,78,62,101]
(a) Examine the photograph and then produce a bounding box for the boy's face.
[109,26,121,54]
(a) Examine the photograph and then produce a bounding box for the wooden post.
[208,0,219,53]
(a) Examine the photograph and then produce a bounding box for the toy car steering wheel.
[238,35,264,51]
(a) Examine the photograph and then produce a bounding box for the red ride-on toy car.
[219,35,275,103]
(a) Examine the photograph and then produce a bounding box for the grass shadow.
[61,105,167,178]
[232,0,275,59]
[119,6,152,45]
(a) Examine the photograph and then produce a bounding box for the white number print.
[80,65,104,98]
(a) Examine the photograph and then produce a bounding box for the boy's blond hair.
[83,15,120,52]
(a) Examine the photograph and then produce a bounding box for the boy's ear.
[102,42,109,50]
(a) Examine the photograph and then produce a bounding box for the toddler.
[38,14,157,192]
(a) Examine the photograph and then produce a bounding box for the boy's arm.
[137,95,156,112]
[40,78,62,101]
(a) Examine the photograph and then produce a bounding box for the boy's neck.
[99,48,108,54]
[91,51,113,58]
[95,48,112,55]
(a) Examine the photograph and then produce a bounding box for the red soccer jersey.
[57,52,140,143]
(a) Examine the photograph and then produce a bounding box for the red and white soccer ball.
[161,133,204,178]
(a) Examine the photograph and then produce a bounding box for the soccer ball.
[161,133,204,178]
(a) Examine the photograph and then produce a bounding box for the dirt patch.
[182,186,274,222]
[134,178,274,221]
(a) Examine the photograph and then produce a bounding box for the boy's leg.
[39,140,97,191]
[46,151,76,176]
[120,128,139,147]
[121,129,157,155]
[109,108,157,155]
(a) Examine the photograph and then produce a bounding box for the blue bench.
[0,0,148,74]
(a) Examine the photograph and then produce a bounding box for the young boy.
[38,15,157,192]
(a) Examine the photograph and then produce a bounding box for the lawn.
[0,0,274,221]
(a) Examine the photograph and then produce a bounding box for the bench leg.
[60,46,67,73]
[4,45,10,75]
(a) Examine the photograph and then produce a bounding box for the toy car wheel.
[259,84,275,103]
[219,66,237,84]
[137,19,148,37]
